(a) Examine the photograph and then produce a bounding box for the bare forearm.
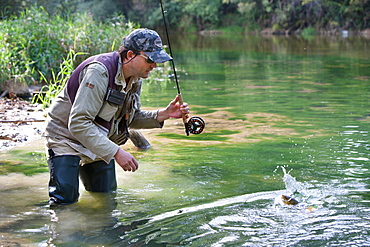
[156,108,170,123]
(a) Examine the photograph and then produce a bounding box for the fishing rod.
[159,0,205,136]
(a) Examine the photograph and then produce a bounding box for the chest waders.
[48,149,117,205]
[48,52,120,205]
[48,153,81,205]
[48,152,118,205]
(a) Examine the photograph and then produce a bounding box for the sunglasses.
[138,54,154,64]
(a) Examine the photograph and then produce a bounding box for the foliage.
[0,5,138,89]
[2,1,369,35]
[183,0,223,31]
[145,0,195,32]
[32,50,86,108]
[301,26,316,37]
[118,0,370,32]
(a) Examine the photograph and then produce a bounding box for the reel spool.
[187,116,205,134]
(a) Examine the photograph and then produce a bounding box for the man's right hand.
[114,148,139,172]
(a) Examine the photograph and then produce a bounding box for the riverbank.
[0,98,46,151]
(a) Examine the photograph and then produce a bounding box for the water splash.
[279,165,309,197]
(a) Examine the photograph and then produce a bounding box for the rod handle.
[178,93,189,136]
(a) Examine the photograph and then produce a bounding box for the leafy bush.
[0,6,138,88]
[32,50,86,108]
[301,27,316,37]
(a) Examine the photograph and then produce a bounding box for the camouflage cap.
[123,28,172,63]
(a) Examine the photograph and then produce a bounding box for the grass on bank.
[0,6,137,93]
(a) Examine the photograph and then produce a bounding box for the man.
[44,28,189,205]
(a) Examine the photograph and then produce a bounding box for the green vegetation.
[301,27,317,37]
[33,50,86,107]
[0,6,138,93]
[2,0,369,33]
[0,151,47,176]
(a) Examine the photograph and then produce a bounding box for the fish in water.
[281,195,299,205]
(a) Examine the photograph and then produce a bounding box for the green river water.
[0,34,369,246]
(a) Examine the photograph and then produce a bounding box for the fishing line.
[159,0,205,135]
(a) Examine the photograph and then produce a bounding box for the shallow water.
[0,34,369,246]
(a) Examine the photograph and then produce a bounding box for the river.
[0,33,369,246]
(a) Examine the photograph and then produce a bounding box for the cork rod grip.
[178,93,189,136]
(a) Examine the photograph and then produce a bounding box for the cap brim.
[145,50,172,64]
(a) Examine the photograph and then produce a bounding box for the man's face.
[133,52,157,79]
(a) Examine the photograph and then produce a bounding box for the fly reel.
[187,116,205,134]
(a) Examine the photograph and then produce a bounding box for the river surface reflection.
[0,34,369,246]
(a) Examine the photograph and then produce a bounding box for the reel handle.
[178,93,190,136]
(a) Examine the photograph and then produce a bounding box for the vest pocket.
[97,102,117,121]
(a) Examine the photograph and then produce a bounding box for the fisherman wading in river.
[44,28,190,205]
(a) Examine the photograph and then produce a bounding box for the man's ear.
[127,50,137,59]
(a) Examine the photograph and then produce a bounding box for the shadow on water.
[1,34,370,246]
